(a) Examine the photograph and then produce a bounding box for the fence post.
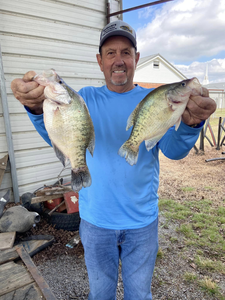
[216,117,222,150]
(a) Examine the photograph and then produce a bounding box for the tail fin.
[71,167,92,192]
[118,141,139,166]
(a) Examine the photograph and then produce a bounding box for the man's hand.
[182,87,217,126]
[11,71,45,115]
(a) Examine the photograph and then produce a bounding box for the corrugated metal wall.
[0,0,122,201]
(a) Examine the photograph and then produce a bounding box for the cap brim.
[99,30,136,50]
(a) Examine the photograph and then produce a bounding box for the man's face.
[96,36,140,93]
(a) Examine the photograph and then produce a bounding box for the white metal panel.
[10,113,36,133]
[0,0,122,200]
[110,0,123,22]
[0,116,6,134]
[54,0,105,12]
[0,34,98,63]
[12,131,50,151]
[0,135,8,152]
[0,15,101,47]
[1,0,105,29]
[16,162,70,186]
[3,56,104,79]
[14,148,58,168]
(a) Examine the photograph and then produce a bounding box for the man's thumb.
[23,71,37,83]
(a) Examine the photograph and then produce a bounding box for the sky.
[122,0,225,84]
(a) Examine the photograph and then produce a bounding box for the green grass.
[183,272,225,299]
[184,272,197,282]
[159,198,225,263]
[181,187,195,192]
[195,256,225,274]
[199,277,222,297]
[157,247,164,259]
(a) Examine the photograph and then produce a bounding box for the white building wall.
[0,0,122,201]
[134,58,186,84]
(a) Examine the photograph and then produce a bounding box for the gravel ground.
[34,214,224,300]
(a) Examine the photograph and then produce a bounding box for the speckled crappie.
[118,77,202,166]
[34,69,95,192]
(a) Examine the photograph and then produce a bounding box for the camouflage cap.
[99,20,137,52]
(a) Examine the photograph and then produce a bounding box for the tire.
[42,209,80,231]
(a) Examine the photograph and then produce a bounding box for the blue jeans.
[79,218,158,300]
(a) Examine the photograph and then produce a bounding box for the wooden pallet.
[0,240,56,300]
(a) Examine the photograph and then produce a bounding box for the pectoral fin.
[145,134,164,151]
[87,129,95,157]
[175,117,182,131]
[52,143,67,167]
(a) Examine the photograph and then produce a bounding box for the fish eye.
[59,80,63,84]
[181,82,186,87]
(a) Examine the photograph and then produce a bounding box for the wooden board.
[0,236,54,265]
[31,194,64,203]
[0,237,56,299]
[0,282,43,300]
[16,245,56,300]
[0,232,16,250]
[0,261,34,296]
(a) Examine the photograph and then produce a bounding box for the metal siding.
[0,0,121,199]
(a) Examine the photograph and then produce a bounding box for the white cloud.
[136,0,225,82]
[175,59,225,84]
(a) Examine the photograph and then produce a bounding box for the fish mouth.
[171,100,181,103]
[48,98,64,105]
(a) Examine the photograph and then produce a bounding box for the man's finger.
[11,79,39,95]
[201,87,209,97]
[23,71,37,82]
[16,84,45,100]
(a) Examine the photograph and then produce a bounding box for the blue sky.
[122,0,225,83]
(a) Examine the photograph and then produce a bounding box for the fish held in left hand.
[118,77,202,166]
[34,69,95,192]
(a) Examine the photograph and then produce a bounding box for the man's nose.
[114,53,124,66]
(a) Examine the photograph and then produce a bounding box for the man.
[11,20,216,300]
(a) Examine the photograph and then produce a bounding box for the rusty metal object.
[48,200,65,216]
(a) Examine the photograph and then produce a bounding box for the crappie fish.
[34,69,95,192]
[118,77,202,166]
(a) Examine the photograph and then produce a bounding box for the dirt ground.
[7,145,225,299]
[158,145,225,206]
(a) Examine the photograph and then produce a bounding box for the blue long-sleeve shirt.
[26,84,203,229]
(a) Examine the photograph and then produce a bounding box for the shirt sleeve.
[158,121,204,160]
[25,106,52,146]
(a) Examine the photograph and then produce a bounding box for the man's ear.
[96,54,103,72]
[135,52,140,68]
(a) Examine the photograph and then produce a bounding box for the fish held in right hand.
[34,69,95,192]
